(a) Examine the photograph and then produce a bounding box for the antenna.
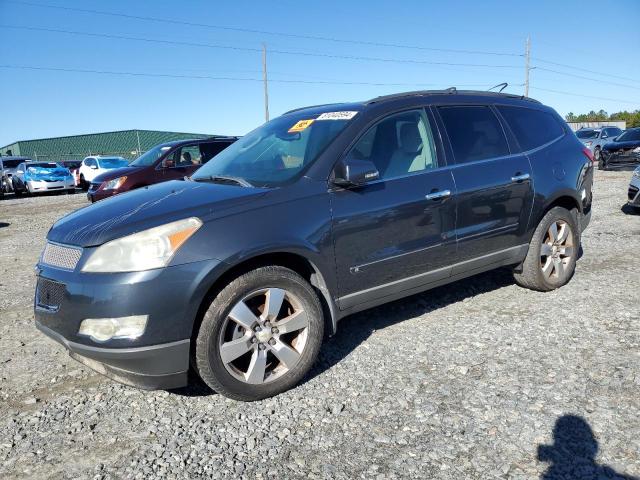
[488,82,508,93]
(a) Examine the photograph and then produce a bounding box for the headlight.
[102,176,127,190]
[79,315,148,342]
[82,217,202,272]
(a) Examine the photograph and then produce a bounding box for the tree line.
[565,110,640,128]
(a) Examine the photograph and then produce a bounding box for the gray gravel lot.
[1,171,639,479]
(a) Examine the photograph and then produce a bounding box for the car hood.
[93,166,143,183]
[603,140,640,151]
[48,180,269,247]
[25,168,70,181]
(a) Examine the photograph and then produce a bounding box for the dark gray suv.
[35,90,593,401]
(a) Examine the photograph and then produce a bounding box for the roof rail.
[366,88,540,105]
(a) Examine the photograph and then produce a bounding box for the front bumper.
[34,257,223,390]
[27,179,76,192]
[36,322,189,389]
[602,150,640,168]
[629,175,640,206]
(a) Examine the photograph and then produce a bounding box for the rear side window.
[497,106,564,151]
[438,106,509,164]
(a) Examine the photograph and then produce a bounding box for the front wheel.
[514,206,579,292]
[195,266,324,401]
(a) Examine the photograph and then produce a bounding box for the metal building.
[0,129,214,162]
[566,121,626,132]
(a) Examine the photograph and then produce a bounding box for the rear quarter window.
[497,106,565,151]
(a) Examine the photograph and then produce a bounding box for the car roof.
[283,89,542,116]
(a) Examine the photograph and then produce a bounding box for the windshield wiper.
[193,175,253,187]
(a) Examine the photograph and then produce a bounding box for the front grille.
[41,242,82,270]
[36,278,66,311]
[629,185,639,201]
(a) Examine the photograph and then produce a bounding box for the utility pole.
[262,43,269,122]
[524,35,531,97]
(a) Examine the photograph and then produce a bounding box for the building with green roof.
[0,129,213,162]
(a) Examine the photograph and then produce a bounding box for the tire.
[593,147,601,163]
[195,266,324,401]
[514,206,579,292]
[80,175,88,191]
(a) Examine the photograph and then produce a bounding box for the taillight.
[582,147,594,162]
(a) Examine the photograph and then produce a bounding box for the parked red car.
[87,137,237,202]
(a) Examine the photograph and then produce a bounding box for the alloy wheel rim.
[219,288,309,384]
[540,220,574,281]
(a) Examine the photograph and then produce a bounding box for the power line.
[0,25,523,69]
[529,86,640,106]
[4,0,522,57]
[535,67,640,91]
[0,64,508,88]
[531,57,637,83]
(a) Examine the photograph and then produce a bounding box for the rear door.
[435,104,534,266]
[331,108,457,309]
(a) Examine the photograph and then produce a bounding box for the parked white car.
[628,166,640,210]
[78,156,129,190]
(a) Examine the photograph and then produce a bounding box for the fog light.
[78,315,148,342]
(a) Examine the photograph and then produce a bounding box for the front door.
[435,105,534,264]
[330,108,457,310]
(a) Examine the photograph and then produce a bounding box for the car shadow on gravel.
[170,268,516,398]
[621,204,640,216]
[538,415,638,480]
[0,222,9,228]
[305,267,516,384]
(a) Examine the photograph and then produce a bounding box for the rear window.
[438,106,510,164]
[498,106,565,151]
[576,129,599,139]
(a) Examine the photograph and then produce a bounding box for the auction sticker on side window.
[288,119,315,133]
[316,111,358,121]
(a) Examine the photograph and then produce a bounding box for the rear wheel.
[514,206,579,291]
[80,175,88,191]
[195,266,324,401]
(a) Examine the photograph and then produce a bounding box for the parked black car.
[34,89,593,401]
[599,127,640,170]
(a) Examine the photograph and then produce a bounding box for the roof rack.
[366,88,540,105]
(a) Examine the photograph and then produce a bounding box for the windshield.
[1,159,25,168]
[130,145,173,167]
[192,110,357,186]
[576,130,599,139]
[98,157,128,169]
[616,129,640,142]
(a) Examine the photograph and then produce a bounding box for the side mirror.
[333,158,379,187]
[162,159,175,168]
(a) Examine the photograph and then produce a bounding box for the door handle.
[511,173,531,183]
[425,189,451,201]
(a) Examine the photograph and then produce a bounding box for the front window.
[130,145,173,167]
[192,110,357,186]
[97,157,128,169]
[576,130,599,139]
[616,129,640,142]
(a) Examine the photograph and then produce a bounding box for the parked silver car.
[0,156,31,195]
[576,126,624,163]
[12,161,76,195]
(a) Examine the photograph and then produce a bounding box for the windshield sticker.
[288,119,315,133]
[316,111,358,121]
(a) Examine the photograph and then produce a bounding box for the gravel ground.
[1,171,639,479]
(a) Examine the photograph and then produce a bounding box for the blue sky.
[1,0,638,146]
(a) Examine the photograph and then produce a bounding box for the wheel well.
[545,195,580,216]
[190,252,336,349]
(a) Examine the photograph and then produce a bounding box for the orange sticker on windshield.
[288,119,314,133]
